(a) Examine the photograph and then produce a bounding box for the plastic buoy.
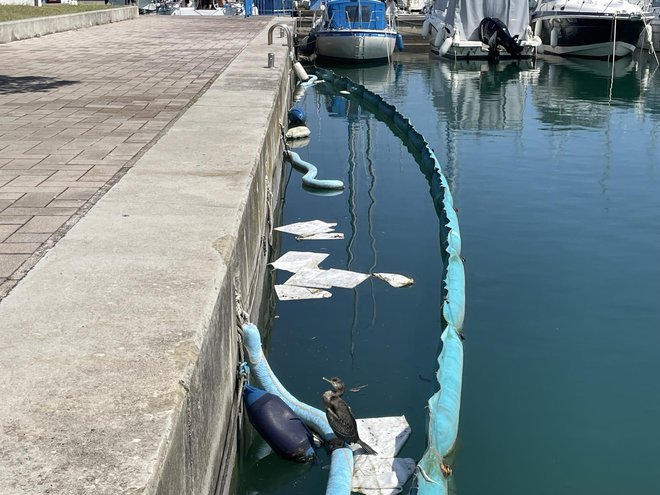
[439,36,453,56]
[244,384,316,463]
[396,33,404,51]
[421,18,430,38]
[550,26,558,47]
[288,107,307,126]
[293,61,310,82]
[434,30,444,48]
[285,126,311,139]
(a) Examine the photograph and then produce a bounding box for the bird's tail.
[357,440,377,455]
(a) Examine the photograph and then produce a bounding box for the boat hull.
[427,21,539,60]
[532,14,647,59]
[315,30,398,61]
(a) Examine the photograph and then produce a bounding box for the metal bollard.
[267,53,275,68]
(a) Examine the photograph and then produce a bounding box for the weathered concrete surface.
[0,7,138,44]
[0,16,269,298]
[0,17,294,495]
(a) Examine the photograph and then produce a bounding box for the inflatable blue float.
[288,107,307,127]
[244,383,316,463]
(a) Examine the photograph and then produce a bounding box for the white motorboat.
[530,0,652,59]
[423,0,541,60]
[306,0,402,62]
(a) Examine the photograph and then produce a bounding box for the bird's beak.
[322,377,332,384]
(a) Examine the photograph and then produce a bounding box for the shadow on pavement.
[0,75,78,95]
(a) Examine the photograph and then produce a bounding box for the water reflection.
[429,59,539,131]
[240,449,314,493]
[312,83,381,362]
[240,53,660,495]
[318,60,404,95]
[425,59,540,197]
[532,56,643,128]
[637,50,660,120]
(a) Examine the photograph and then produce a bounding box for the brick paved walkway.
[0,15,269,299]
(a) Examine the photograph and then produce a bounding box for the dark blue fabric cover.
[244,384,316,462]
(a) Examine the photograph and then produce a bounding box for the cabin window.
[345,5,372,23]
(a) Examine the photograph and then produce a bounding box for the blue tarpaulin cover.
[324,0,388,30]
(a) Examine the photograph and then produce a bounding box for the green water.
[238,52,660,495]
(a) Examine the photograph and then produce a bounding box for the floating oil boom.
[311,66,466,494]
[242,64,465,494]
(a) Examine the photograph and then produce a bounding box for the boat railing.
[267,23,294,52]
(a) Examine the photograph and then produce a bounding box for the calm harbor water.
[239,51,660,495]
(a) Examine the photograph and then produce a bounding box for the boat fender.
[285,126,311,139]
[421,18,430,38]
[550,26,558,47]
[288,107,307,127]
[438,35,453,56]
[525,24,534,41]
[645,24,652,45]
[433,29,444,48]
[244,383,316,463]
[534,19,542,38]
[293,61,310,82]
[396,33,404,51]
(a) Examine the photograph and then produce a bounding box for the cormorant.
[322,377,377,455]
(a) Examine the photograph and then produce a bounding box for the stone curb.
[0,6,138,43]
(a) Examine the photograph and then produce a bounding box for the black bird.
[322,377,377,455]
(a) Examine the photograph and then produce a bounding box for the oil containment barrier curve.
[310,67,466,495]
[241,323,354,494]
[284,149,345,190]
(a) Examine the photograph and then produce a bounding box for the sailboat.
[306,0,403,62]
[423,0,541,60]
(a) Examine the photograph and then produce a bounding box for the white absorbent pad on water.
[297,232,345,240]
[274,285,332,301]
[269,251,329,273]
[350,416,416,495]
[352,457,417,495]
[284,268,370,289]
[372,273,414,288]
[274,220,337,237]
[285,126,311,139]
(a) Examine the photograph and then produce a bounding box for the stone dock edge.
[0,19,294,495]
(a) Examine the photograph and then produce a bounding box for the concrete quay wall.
[0,6,138,44]
[0,20,293,494]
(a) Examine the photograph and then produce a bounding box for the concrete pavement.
[0,14,294,494]
[0,15,268,297]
